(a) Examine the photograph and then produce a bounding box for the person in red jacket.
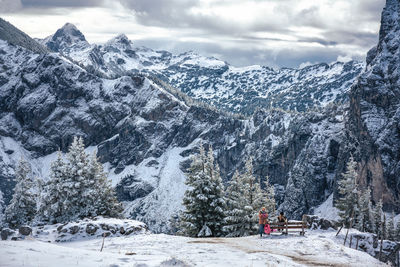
[258,207,268,237]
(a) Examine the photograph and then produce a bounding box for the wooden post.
[286,219,288,235]
[355,236,359,250]
[301,215,305,236]
[344,209,355,246]
[379,214,386,261]
[349,234,353,248]
[100,233,106,252]
[336,223,344,236]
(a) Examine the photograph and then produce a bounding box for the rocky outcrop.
[348,232,400,266]
[340,0,400,210]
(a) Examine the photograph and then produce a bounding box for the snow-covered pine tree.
[37,151,66,223]
[223,170,247,237]
[180,144,225,237]
[180,144,210,237]
[396,217,400,242]
[39,138,123,224]
[5,158,37,227]
[62,136,92,221]
[89,151,123,218]
[264,175,276,216]
[242,158,265,235]
[386,212,396,241]
[373,199,383,238]
[0,190,5,227]
[356,187,373,232]
[336,156,359,228]
[203,148,225,237]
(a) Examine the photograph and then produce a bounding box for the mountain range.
[0,0,399,232]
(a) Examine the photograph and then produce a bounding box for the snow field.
[0,229,385,267]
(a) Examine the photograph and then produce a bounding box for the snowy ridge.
[39,24,364,114]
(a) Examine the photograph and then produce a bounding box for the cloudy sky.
[0,0,386,68]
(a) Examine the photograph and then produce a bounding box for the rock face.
[341,0,400,210]
[0,18,48,54]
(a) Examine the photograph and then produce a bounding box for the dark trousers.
[259,224,265,237]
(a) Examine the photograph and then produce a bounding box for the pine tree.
[38,151,66,223]
[223,170,247,237]
[180,144,225,237]
[396,218,400,242]
[5,158,37,227]
[89,151,123,218]
[0,190,5,227]
[39,137,122,224]
[180,144,210,236]
[356,187,373,232]
[203,148,225,237]
[264,175,276,216]
[336,157,359,228]
[386,212,396,241]
[373,199,383,238]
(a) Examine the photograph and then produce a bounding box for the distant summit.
[0,17,48,54]
[41,22,89,53]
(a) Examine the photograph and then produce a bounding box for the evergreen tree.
[386,212,396,241]
[203,148,225,236]
[180,144,210,236]
[356,187,373,232]
[223,170,247,237]
[336,157,359,227]
[0,190,5,227]
[39,137,122,223]
[240,158,266,235]
[373,199,383,238]
[89,151,123,218]
[264,175,276,216]
[38,151,66,223]
[180,144,225,237]
[396,218,400,242]
[5,158,37,227]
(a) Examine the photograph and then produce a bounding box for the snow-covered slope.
[0,33,347,231]
[39,25,364,114]
[0,230,385,267]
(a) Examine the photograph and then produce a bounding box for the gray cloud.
[0,0,387,67]
[21,0,104,8]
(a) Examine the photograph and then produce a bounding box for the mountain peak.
[43,22,89,52]
[105,34,132,49]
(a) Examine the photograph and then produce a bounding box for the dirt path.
[188,235,384,267]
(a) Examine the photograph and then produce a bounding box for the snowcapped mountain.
[0,0,399,234]
[39,24,364,114]
[38,23,89,53]
[0,22,346,231]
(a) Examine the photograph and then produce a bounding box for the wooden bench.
[269,215,307,236]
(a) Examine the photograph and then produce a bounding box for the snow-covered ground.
[0,229,385,267]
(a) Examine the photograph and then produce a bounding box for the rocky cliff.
[339,0,400,211]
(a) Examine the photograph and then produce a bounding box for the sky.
[0,0,386,68]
